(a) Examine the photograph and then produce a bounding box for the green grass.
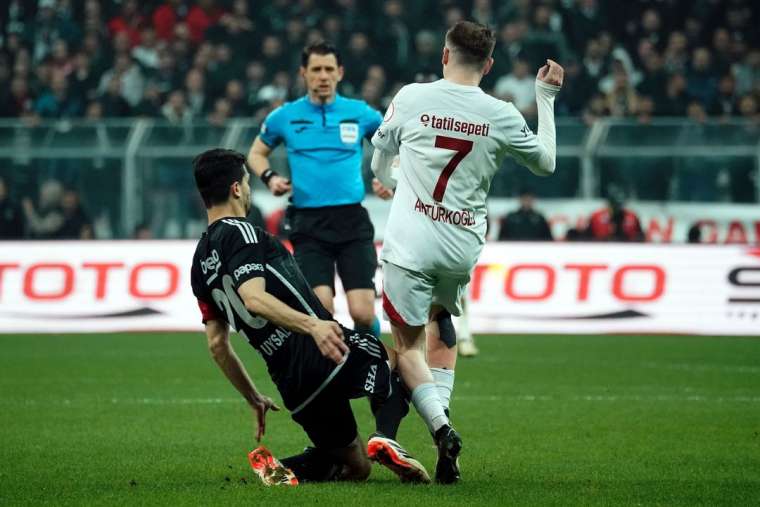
[1,333,759,506]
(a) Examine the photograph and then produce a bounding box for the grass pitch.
[1,333,759,506]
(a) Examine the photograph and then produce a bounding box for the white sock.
[430,367,455,412]
[410,382,449,433]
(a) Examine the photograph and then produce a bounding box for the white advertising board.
[1,241,758,335]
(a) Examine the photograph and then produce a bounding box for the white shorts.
[381,261,469,327]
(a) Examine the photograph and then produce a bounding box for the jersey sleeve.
[258,105,287,148]
[371,86,410,155]
[499,103,549,174]
[223,222,267,290]
[190,255,221,324]
[362,103,383,140]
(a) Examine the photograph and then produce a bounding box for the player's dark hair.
[445,20,496,68]
[193,148,247,208]
[301,41,342,67]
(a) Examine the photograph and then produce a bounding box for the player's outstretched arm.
[205,319,280,440]
[247,137,292,196]
[238,278,349,363]
[530,59,564,176]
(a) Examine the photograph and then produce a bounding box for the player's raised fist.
[537,59,564,87]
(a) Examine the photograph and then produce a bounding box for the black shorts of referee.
[288,203,377,294]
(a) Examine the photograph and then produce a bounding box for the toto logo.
[0,262,180,301]
[469,263,667,302]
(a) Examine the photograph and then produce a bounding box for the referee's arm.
[247,136,292,196]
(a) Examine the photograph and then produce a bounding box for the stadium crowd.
[1,0,759,240]
[0,0,758,123]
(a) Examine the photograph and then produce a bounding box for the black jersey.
[190,216,342,411]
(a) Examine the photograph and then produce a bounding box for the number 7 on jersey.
[433,135,473,202]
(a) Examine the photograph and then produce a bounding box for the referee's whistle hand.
[309,319,348,364]
[267,175,292,196]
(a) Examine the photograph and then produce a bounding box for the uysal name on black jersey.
[190,217,338,410]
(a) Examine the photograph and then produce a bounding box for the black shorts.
[289,204,377,292]
[290,330,391,449]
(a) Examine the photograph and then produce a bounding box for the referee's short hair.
[301,41,342,67]
[193,148,247,208]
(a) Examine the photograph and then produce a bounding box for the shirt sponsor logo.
[364,363,378,393]
[233,263,264,280]
[414,198,476,226]
[339,122,359,144]
[420,114,490,137]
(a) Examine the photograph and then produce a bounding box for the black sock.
[371,371,410,440]
[281,448,340,483]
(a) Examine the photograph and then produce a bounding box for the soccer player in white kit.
[367,20,564,483]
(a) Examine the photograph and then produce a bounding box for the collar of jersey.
[302,93,343,111]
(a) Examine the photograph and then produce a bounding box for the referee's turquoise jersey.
[259,94,383,208]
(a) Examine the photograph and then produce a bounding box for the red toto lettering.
[470,263,666,302]
[504,264,555,301]
[612,265,665,302]
[83,262,125,300]
[23,263,75,300]
[129,263,179,299]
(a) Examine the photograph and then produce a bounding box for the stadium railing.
[0,118,757,238]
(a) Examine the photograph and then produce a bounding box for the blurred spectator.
[407,30,440,81]
[0,76,34,117]
[343,32,372,91]
[161,89,191,124]
[498,189,552,241]
[687,222,702,243]
[97,54,144,108]
[207,97,231,126]
[187,0,224,45]
[98,77,132,117]
[686,47,718,108]
[135,82,164,117]
[0,177,25,239]
[521,4,569,70]
[59,189,93,239]
[132,27,161,71]
[494,58,535,116]
[604,64,640,117]
[35,69,83,118]
[21,179,65,239]
[70,52,98,105]
[675,102,716,202]
[660,73,689,116]
[555,56,594,116]
[184,68,206,117]
[133,222,153,239]
[734,49,760,96]
[153,0,189,42]
[586,191,644,242]
[108,0,144,48]
[711,74,739,117]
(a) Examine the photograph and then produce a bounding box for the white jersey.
[372,78,560,275]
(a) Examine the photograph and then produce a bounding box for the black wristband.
[260,169,278,186]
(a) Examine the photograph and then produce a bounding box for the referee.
[248,42,392,338]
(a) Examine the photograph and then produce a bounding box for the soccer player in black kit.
[190,148,429,483]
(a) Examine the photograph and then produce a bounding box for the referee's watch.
[260,169,278,187]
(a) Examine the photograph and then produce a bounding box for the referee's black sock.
[371,371,410,440]
[354,316,381,339]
